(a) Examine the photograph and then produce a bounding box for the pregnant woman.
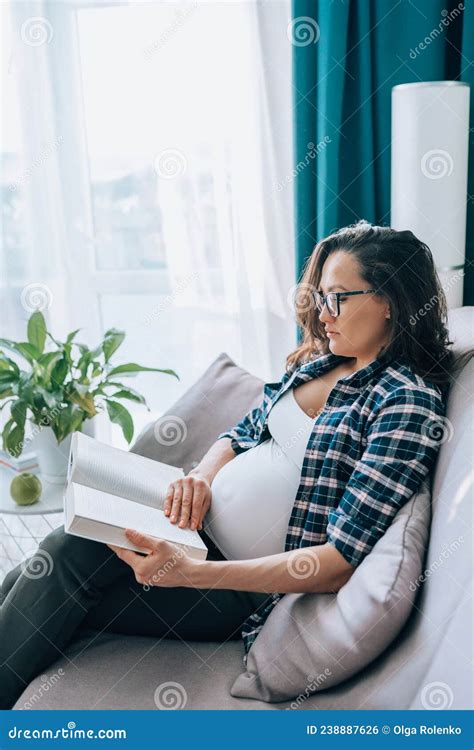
[0,220,457,708]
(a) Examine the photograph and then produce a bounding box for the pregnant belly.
[202,439,302,560]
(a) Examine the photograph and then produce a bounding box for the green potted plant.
[0,311,178,483]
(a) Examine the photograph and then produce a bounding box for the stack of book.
[0,449,39,474]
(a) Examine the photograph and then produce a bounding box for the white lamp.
[391,81,470,308]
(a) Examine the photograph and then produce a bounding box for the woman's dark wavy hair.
[286,220,471,394]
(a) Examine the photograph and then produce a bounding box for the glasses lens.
[314,292,323,312]
[327,293,338,316]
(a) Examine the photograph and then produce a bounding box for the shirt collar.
[298,348,395,389]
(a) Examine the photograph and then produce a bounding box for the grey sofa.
[14,307,473,710]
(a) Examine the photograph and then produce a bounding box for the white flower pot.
[31,418,96,484]
[31,427,72,484]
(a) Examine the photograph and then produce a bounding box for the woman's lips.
[326,332,339,337]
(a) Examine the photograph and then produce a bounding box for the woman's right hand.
[163,473,212,531]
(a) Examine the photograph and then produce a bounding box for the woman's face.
[317,251,392,363]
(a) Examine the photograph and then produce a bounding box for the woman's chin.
[328,336,349,356]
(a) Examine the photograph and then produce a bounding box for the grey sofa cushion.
[129,352,264,475]
[230,479,432,703]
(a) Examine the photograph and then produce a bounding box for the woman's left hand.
[107,529,194,588]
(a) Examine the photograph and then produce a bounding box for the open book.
[63,432,208,560]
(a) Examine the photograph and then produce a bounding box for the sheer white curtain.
[2,0,294,441]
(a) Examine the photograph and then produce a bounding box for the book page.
[69,433,184,510]
[70,482,206,551]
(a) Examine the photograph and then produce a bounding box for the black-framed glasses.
[314,289,378,317]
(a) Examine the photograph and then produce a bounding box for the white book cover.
[64,432,208,561]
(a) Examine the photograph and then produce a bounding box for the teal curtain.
[292,0,473,308]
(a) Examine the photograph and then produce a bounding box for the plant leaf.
[105,399,134,443]
[4,421,25,457]
[17,372,34,405]
[11,400,27,428]
[108,387,148,407]
[102,328,126,363]
[51,356,69,386]
[0,370,19,385]
[106,363,179,380]
[77,349,92,379]
[27,311,47,353]
[0,338,16,351]
[0,354,20,375]
[69,388,97,417]
[55,404,84,443]
[2,418,14,450]
[91,362,103,378]
[37,351,62,368]
[0,340,39,364]
[36,387,59,410]
[46,331,62,347]
[66,329,81,344]
[63,342,73,366]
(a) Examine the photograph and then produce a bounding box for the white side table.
[0,469,65,581]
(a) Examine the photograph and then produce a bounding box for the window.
[2,0,293,447]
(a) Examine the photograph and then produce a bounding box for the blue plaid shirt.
[216,349,447,664]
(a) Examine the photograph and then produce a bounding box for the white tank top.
[203,387,314,560]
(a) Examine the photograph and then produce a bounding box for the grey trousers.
[0,525,270,709]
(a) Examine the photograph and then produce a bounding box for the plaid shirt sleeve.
[326,385,445,568]
[216,403,264,455]
[216,371,291,455]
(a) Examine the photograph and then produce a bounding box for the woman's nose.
[318,303,335,324]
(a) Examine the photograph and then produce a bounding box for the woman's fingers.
[163,483,174,516]
[188,483,206,530]
[178,478,195,528]
[125,528,156,553]
[169,482,183,523]
[197,494,211,531]
[164,477,211,531]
